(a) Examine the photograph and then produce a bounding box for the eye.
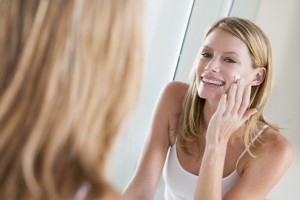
[224,57,236,63]
[200,52,212,58]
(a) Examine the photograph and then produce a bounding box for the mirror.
[108,0,300,199]
[175,0,300,199]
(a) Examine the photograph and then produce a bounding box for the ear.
[251,67,266,86]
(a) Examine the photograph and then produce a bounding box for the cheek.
[240,70,255,85]
[224,67,253,84]
[223,68,240,83]
[196,60,210,80]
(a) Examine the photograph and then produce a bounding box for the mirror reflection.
[109,0,300,199]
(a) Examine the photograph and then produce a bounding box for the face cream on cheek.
[234,74,240,83]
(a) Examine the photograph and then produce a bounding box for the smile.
[202,77,225,86]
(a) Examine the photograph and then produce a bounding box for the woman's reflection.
[122,17,294,200]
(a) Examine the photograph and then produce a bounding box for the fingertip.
[234,74,240,83]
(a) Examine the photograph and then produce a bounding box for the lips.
[201,77,225,86]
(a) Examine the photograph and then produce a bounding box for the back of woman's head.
[0,0,143,199]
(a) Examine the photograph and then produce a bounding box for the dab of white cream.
[234,74,240,83]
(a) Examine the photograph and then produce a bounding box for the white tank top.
[163,125,269,200]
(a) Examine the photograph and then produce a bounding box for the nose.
[205,58,220,72]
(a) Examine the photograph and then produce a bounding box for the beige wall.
[255,0,300,199]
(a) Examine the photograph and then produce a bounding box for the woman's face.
[197,28,255,102]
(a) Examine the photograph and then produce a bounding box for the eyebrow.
[202,45,241,57]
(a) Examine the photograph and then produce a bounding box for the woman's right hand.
[206,80,257,145]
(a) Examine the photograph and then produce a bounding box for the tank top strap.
[235,125,269,169]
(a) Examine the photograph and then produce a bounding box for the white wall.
[255,0,300,199]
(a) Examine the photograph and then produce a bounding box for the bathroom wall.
[255,0,300,198]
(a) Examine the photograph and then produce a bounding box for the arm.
[122,81,188,200]
[195,81,256,200]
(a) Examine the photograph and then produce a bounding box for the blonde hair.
[179,17,277,155]
[0,0,143,199]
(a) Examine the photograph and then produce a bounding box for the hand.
[206,79,257,145]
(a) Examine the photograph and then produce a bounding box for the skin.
[122,28,295,200]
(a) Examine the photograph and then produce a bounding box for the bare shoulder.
[158,81,189,113]
[260,128,295,160]
[247,127,295,174]
[234,128,296,198]
[225,129,295,199]
[163,81,189,98]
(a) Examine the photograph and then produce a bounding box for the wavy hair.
[0,0,143,199]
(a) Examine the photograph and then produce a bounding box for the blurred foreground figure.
[0,0,143,199]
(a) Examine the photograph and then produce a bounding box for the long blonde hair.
[0,0,143,199]
[179,17,277,155]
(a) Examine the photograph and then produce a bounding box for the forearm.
[122,185,152,200]
[122,147,166,200]
[195,143,227,200]
[122,174,156,200]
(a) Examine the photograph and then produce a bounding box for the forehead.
[203,28,250,57]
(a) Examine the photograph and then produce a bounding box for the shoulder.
[225,128,295,199]
[235,128,295,197]
[259,128,295,163]
[247,127,295,175]
[157,81,189,113]
[162,81,189,98]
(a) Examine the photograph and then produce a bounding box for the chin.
[198,91,222,102]
[197,82,225,102]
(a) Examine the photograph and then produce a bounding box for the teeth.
[202,78,224,86]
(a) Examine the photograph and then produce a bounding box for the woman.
[123,17,294,200]
[0,0,143,199]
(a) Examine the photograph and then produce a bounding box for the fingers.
[223,79,253,119]
[224,82,237,116]
[232,79,243,114]
[217,94,227,114]
[238,84,251,116]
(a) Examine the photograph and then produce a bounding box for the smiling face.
[197,28,256,101]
